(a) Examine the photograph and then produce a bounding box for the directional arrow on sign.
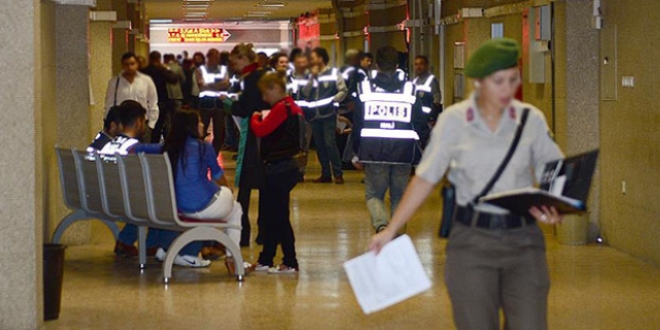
[222,29,232,41]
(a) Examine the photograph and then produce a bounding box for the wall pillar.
[336,0,368,60]
[366,0,408,54]
[52,4,93,245]
[563,0,600,238]
[0,0,48,327]
[112,0,129,75]
[90,1,115,140]
[318,8,341,66]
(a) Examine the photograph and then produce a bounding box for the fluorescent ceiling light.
[150,19,173,24]
[257,2,285,7]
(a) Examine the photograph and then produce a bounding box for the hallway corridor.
[44,155,660,330]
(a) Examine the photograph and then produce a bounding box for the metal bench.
[97,152,151,268]
[53,147,245,283]
[52,148,121,247]
[138,153,245,283]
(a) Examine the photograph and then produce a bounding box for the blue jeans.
[118,224,162,249]
[119,226,199,256]
[156,230,203,257]
[364,163,412,230]
[310,115,343,178]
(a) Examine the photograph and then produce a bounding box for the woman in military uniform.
[369,38,563,330]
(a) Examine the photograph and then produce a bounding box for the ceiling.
[143,0,332,22]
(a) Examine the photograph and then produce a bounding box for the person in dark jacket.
[141,51,178,143]
[351,46,430,233]
[229,43,270,246]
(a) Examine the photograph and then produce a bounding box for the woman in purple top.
[157,110,245,272]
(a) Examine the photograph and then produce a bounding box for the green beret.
[465,38,521,78]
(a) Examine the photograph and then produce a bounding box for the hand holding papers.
[343,235,432,315]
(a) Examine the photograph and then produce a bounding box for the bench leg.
[100,219,121,242]
[52,211,120,245]
[162,227,245,283]
[52,210,93,243]
[138,226,148,269]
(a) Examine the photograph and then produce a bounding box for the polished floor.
[45,153,660,330]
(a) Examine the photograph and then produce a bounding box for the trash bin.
[556,213,589,245]
[43,244,66,321]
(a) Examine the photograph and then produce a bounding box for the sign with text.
[168,28,232,43]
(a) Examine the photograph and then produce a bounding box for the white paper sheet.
[343,235,432,315]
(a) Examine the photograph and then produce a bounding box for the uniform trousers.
[364,163,411,231]
[310,115,343,179]
[445,222,550,330]
[297,120,313,176]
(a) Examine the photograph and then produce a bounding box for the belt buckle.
[489,215,508,230]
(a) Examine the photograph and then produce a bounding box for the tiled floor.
[45,154,660,329]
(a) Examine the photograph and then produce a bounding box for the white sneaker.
[155,248,167,262]
[268,265,299,274]
[176,255,211,268]
[155,248,211,268]
[249,263,271,272]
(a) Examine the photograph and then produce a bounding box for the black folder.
[479,150,599,216]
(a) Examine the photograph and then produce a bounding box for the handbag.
[438,108,530,238]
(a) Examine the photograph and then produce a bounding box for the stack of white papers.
[343,235,432,315]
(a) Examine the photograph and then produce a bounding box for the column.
[318,8,341,66]
[89,1,115,140]
[336,0,368,55]
[50,5,93,245]
[112,0,129,75]
[0,0,49,327]
[366,0,408,53]
[562,0,600,238]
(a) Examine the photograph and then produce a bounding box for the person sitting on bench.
[158,110,247,272]
[89,100,163,258]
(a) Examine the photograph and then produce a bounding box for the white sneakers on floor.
[250,263,271,272]
[155,248,211,268]
[250,263,299,274]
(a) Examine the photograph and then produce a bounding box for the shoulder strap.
[471,108,531,206]
[113,76,120,106]
[284,102,292,116]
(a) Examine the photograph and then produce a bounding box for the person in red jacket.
[249,73,304,274]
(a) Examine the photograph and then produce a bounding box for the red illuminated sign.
[168,28,232,43]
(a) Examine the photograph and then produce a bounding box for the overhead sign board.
[168,28,232,43]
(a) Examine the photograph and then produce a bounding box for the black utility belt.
[455,205,535,230]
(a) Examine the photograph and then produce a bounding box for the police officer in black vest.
[302,47,349,184]
[412,55,443,127]
[351,46,430,233]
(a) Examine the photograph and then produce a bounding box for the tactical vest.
[198,65,228,98]
[95,135,139,162]
[287,72,310,112]
[307,67,339,121]
[357,79,422,165]
[412,74,437,115]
